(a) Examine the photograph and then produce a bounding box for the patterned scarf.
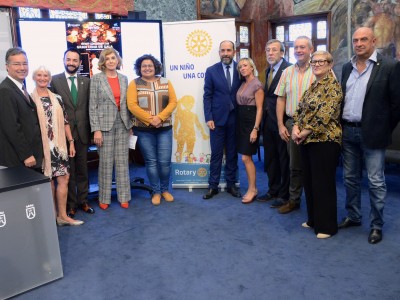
[31,88,68,178]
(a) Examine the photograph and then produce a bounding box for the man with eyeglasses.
[257,39,291,205]
[0,47,43,169]
[339,27,400,244]
[275,36,316,214]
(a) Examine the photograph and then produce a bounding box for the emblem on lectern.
[0,211,6,227]
[26,204,36,220]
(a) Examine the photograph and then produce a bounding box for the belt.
[342,120,362,127]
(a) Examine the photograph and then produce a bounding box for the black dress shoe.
[338,217,362,229]
[226,186,242,198]
[81,203,95,214]
[67,208,77,219]
[203,188,219,200]
[256,193,277,202]
[368,229,382,244]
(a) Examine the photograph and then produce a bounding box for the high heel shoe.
[99,203,109,210]
[120,202,129,209]
[242,194,257,204]
[56,217,84,226]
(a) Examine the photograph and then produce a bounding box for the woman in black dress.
[236,58,264,204]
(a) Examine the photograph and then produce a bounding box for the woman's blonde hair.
[98,47,122,71]
[237,57,258,79]
[311,50,333,63]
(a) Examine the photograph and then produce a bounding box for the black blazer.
[262,58,291,132]
[341,53,400,149]
[50,73,91,144]
[0,77,43,167]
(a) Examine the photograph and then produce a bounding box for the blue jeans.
[136,129,172,194]
[342,125,386,229]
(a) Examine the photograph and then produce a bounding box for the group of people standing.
[0,47,177,226]
[203,27,400,244]
[1,26,399,244]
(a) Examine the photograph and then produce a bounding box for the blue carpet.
[13,155,400,300]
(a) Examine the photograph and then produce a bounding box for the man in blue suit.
[203,40,241,199]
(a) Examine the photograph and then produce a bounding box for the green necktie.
[69,76,78,106]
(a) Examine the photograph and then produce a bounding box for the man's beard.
[65,64,79,74]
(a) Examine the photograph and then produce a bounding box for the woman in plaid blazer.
[89,48,133,210]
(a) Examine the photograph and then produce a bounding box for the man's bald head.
[352,27,376,60]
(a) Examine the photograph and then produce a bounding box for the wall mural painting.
[198,0,400,81]
[199,0,247,17]
[294,0,400,77]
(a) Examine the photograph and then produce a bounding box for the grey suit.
[50,73,91,209]
[89,72,132,204]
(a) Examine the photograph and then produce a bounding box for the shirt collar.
[294,62,311,71]
[222,61,234,70]
[271,58,284,72]
[7,75,24,90]
[65,71,77,79]
[350,50,378,65]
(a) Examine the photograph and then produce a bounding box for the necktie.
[267,67,274,88]
[22,85,31,105]
[226,65,235,111]
[226,65,231,91]
[69,76,78,107]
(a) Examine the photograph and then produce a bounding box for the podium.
[0,166,63,299]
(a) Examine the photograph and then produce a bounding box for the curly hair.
[134,54,163,77]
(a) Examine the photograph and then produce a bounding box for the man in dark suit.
[339,27,400,244]
[0,47,43,169]
[203,40,241,199]
[257,39,291,205]
[50,48,94,216]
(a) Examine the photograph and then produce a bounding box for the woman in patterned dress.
[31,66,83,226]
[292,51,343,239]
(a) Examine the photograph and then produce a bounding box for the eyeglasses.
[310,59,328,66]
[141,64,154,69]
[7,62,28,67]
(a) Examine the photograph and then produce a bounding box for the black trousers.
[263,124,289,200]
[300,142,340,236]
[67,135,89,209]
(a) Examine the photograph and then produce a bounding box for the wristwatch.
[253,127,259,131]
[69,139,75,143]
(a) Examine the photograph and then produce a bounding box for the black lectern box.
[0,166,63,299]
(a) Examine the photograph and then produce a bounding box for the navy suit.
[262,59,291,199]
[203,62,241,188]
[0,77,43,168]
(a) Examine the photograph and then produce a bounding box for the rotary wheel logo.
[197,167,208,177]
[186,30,212,57]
